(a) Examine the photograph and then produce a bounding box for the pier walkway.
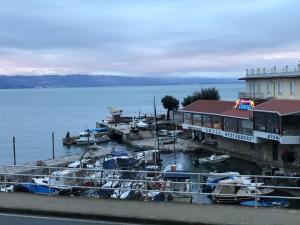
[0,147,112,176]
[0,192,299,225]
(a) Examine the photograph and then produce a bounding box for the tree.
[161,95,179,120]
[182,87,220,107]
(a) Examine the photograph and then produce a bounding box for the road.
[0,213,147,225]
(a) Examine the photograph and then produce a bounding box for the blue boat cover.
[85,128,107,132]
[240,198,289,207]
[111,150,129,157]
[103,158,118,169]
[116,157,136,169]
[15,183,58,195]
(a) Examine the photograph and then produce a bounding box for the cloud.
[0,0,300,76]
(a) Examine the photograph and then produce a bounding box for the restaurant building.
[180,64,300,168]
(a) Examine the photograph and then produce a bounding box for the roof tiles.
[251,99,300,115]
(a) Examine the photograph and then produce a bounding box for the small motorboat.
[75,131,96,145]
[163,164,192,203]
[75,130,110,146]
[212,178,273,204]
[194,154,230,164]
[0,185,14,192]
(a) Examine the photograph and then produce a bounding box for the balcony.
[238,92,267,99]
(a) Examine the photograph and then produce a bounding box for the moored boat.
[212,178,273,204]
[194,154,230,164]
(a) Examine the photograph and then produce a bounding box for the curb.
[0,207,208,225]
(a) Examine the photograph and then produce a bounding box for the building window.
[253,112,266,132]
[238,119,253,135]
[266,113,279,134]
[282,115,300,135]
[202,114,211,128]
[192,114,202,126]
[212,115,222,129]
[183,113,192,124]
[290,80,296,95]
[267,82,270,95]
[254,112,279,134]
[277,81,283,95]
[224,117,237,133]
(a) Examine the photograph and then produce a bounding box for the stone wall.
[203,135,300,168]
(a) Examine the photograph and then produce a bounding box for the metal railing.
[0,165,300,208]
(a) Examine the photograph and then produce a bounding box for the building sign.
[235,99,255,110]
[254,131,281,142]
[184,124,257,143]
[203,127,223,136]
[224,131,254,142]
[183,123,300,144]
[267,133,280,141]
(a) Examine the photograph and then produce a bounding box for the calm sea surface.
[0,83,244,165]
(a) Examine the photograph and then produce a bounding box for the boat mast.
[153,96,159,168]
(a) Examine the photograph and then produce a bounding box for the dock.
[0,146,112,179]
[96,121,202,152]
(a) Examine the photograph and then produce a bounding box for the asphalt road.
[0,213,146,225]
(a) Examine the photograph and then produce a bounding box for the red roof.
[252,99,300,115]
[182,100,235,115]
[222,108,253,119]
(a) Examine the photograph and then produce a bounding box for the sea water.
[0,83,244,165]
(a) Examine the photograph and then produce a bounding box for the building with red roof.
[179,94,300,168]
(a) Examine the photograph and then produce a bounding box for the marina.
[1,66,300,210]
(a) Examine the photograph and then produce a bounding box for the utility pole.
[52,132,55,159]
[13,136,16,165]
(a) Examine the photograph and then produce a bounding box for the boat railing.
[0,165,300,207]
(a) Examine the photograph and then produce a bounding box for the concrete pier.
[97,121,201,152]
[0,147,112,179]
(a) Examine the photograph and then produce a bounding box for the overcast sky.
[0,0,300,77]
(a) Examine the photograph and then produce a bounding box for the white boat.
[212,178,273,203]
[195,154,230,164]
[75,131,96,145]
[0,185,14,192]
[49,169,80,190]
[67,159,93,168]
[164,170,192,203]
[136,121,148,128]
[75,131,109,145]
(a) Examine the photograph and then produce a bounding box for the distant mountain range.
[0,75,241,89]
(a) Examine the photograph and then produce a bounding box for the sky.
[0,0,300,77]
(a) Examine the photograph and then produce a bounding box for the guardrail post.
[254,176,258,208]
[198,174,202,205]
[48,168,51,196]
[4,174,7,192]
[144,172,148,201]
[94,168,97,195]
